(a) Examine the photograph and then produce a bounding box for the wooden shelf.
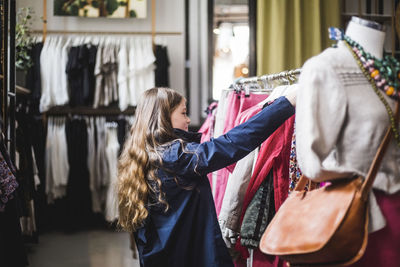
[341,13,393,23]
[0,74,31,95]
[341,0,399,60]
[45,106,136,116]
[16,84,30,95]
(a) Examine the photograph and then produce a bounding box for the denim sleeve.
[162,96,295,177]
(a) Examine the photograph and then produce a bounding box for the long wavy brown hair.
[117,87,183,232]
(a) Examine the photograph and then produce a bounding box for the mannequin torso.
[296,16,400,233]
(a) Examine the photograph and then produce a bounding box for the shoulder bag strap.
[360,101,400,200]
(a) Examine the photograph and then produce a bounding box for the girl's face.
[171,98,191,131]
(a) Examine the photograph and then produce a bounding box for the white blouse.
[296,41,400,232]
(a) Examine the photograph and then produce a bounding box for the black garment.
[154,45,170,87]
[115,118,127,155]
[15,107,35,214]
[0,197,29,267]
[66,44,97,106]
[240,170,275,248]
[26,42,43,115]
[87,45,97,104]
[29,116,48,232]
[65,118,93,231]
[0,138,28,267]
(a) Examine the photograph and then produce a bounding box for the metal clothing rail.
[237,68,302,85]
[32,30,182,36]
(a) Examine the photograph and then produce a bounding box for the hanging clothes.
[154,44,170,87]
[39,36,70,112]
[26,42,43,114]
[15,103,40,242]
[218,104,263,247]
[127,37,155,106]
[235,115,295,267]
[0,145,19,212]
[199,102,219,187]
[118,38,130,111]
[199,102,219,143]
[66,44,97,106]
[29,115,49,232]
[45,117,69,203]
[104,124,120,222]
[65,117,92,231]
[214,91,268,216]
[86,117,102,213]
[94,40,119,107]
[240,170,275,248]
[0,137,28,267]
[0,197,29,267]
[95,117,109,196]
[288,123,302,192]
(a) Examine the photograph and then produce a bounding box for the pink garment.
[199,102,218,143]
[350,189,400,267]
[225,104,265,173]
[214,92,269,216]
[198,102,218,187]
[222,92,268,135]
[222,92,242,135]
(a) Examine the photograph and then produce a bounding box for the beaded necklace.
[344,36,400,100]
[328,27,400,147]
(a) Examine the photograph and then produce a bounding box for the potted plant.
[15,7,34,87]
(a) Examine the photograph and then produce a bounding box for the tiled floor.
[26,230,140,267]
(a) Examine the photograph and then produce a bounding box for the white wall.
[17,0,186,98]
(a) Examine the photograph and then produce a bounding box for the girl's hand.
[284,85,298,107]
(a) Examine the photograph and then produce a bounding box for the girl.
[117,87,296,267]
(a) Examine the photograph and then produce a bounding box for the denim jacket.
[134,96,295,267]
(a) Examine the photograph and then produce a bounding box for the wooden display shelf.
[45,105,136,116]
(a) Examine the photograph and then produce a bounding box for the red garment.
[235,115,295,266]
[350,189,400,267]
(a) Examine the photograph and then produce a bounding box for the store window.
[212,1,249,100]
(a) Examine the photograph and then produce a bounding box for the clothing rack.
[230,68,301,96]
[237,68,302,85]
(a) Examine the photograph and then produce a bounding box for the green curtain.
[257,0,341,75]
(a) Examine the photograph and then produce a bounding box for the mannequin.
[345,16,385,59]
[295,16,400,267]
